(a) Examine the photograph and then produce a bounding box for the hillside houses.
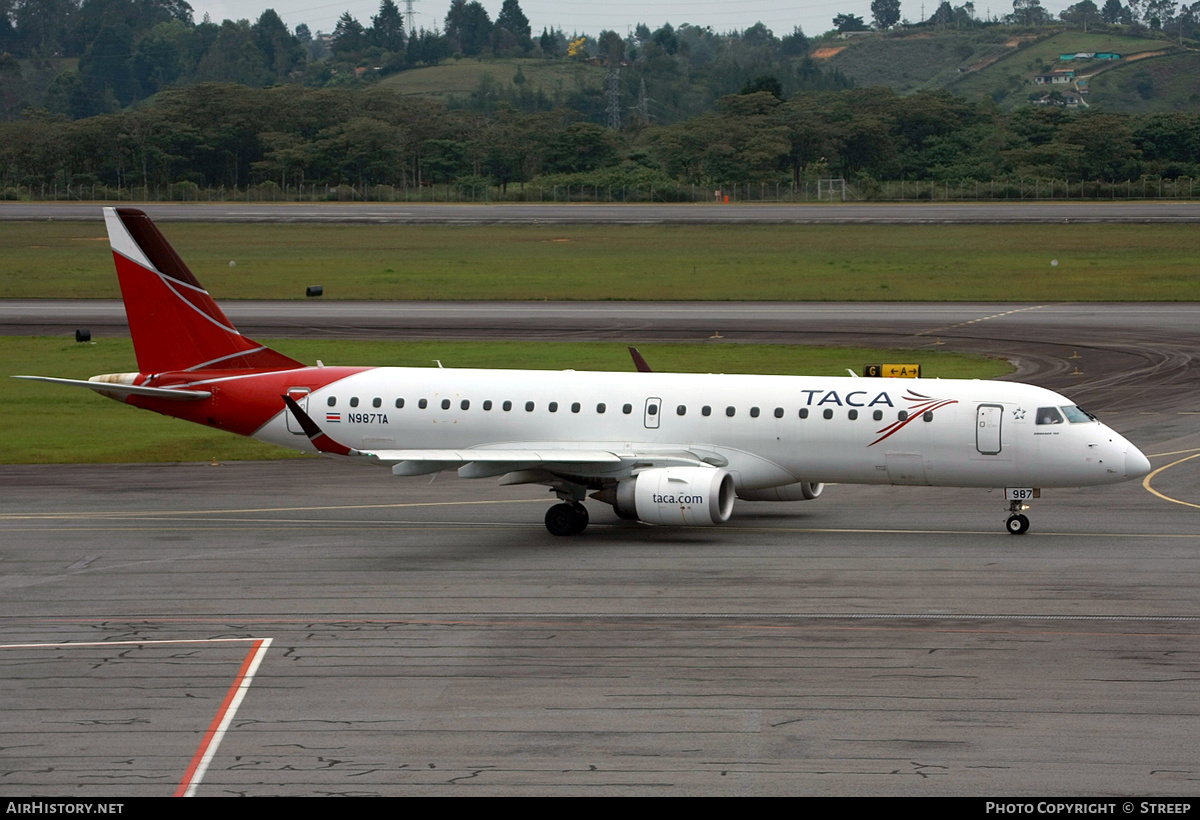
[1034,69,1076,84]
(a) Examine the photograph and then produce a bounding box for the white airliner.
[17,207,1152,536]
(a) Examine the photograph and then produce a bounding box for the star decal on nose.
[1013,407,1027,420]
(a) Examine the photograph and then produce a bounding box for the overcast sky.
[186,0,1065,40]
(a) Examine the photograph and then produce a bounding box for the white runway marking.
[0,637,273,797]
[177,638,273,797]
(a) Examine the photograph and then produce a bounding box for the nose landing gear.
[1004,488,1038,535]
[1005,508,1031,535]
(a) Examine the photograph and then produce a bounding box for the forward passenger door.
[976,404,1003,455]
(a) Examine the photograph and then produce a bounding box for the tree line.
[3,81,1198,198]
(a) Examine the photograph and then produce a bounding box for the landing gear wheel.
[1005,513,1030,535]
[546,502,588,536]
[569,502,589,534]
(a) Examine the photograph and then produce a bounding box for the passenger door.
[285,387,311,435]
[976,404,1003,455]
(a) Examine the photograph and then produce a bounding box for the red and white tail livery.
[17,207,1152,536]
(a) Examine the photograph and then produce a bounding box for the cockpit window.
[1036,407,1064,425]
[1061,405,1096,423]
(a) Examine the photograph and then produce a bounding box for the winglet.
[282,394,353,456]
[628,347,652,373]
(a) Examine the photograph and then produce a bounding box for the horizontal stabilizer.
[13,375,211,401]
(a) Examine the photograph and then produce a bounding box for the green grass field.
[3,219,1197,301]
[1084,50,1200,114]
[3,336,1011,464]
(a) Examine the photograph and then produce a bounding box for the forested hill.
[0,0,849,123]
[4,0,1198,122]
[2,0,1199,196]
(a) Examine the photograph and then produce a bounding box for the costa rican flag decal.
[326,412,341,423]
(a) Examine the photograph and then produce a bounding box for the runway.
[8,300,1200,420]
[5,201,1200,224]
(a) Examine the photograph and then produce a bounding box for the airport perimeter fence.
[4,176,1196,204]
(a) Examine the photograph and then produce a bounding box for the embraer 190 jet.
[17,208,1152,536]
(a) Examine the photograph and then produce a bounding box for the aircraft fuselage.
[228,367,1146,491]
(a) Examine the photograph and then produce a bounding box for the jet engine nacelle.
[614,467,736,526]
[737,481,824,502]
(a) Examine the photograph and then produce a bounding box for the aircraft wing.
[281,395,716,478]
[363,448,623,477]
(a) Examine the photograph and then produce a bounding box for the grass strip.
[2,222,1196,301]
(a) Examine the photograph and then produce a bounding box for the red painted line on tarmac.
[176,638,271,797]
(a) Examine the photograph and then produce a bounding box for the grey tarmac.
[2,454,1199,797]
[6,300,1199,421]
[2,300,1199,796]
[4,201,1200,224]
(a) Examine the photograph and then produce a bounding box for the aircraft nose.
[1125,444,1152,479]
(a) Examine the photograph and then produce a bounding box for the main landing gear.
[545,502,589,536]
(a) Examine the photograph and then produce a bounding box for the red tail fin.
[104,207,302,374]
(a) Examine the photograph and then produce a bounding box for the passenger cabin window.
[848,409,858,420]
[395,398,404,409]
[571,402,581,413]
[774,407,784,418]
[799,408,809,419]
[548,402,558,413]
[1037,407,1064,425]
[898,410,908,421]
[923,411,933,422]
[622,404,632,415]
[726,406,736,417]
[596,403,606,414]
[823,409,833,419]
[702,406,711,417]
[418,398,428,409]
[677,405,686,416]
[483,400,492,411]
[349,397,359,407]
[502,400,512,411]
[441,399,451,410]
[873,410,882,421]
[372,398,381,408]
[461,400,470,410]
[750,407,760,418]
[525,401,535,412]
[327,397,336,407]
